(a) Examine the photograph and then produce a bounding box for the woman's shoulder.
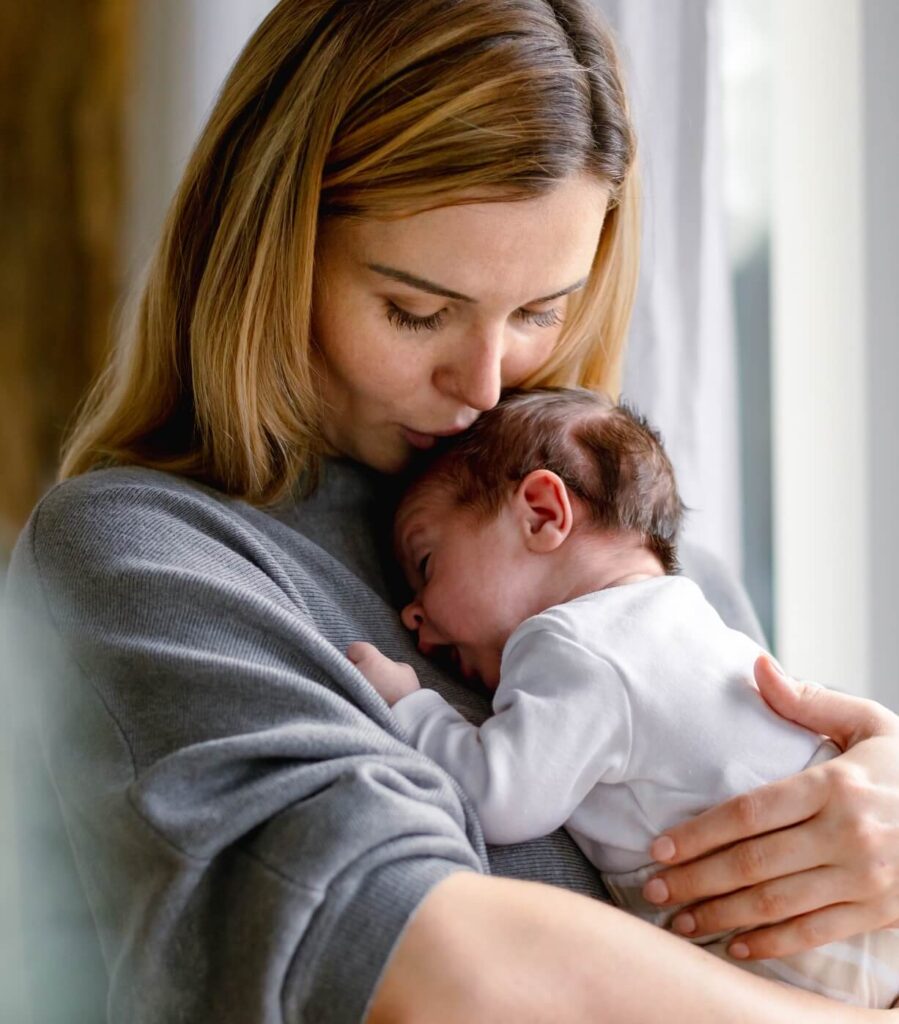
[36,465,239,525]
[16,466,297,597]
[39,463,291,537]
[13,463,393,626]
[8,462,400,657]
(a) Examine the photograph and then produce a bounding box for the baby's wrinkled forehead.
[395,476,451,544]
[394,475,460,562]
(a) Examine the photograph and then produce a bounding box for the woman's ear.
[514,470,574,553]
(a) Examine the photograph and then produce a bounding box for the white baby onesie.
[392,575,899,1008]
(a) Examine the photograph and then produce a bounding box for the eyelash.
[385,301,562,333]
[418,554,431,580]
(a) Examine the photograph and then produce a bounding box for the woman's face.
[311,173,610,471]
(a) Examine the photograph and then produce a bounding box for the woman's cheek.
[349,320,408,388]
[503,331,558,385]
[376,340,434,399]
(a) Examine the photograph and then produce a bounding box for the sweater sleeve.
[5,473,484,1024]
[392,624,633,846]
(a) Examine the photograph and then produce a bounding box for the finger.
[647,822,829,907]
[724,901,888,960]
[668,866,843,938]
[754,654,895,747]
[751,655,806,722]
[651,767,827,865]
[346,641,378,664]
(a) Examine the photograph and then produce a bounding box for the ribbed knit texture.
[5,459,763,1022]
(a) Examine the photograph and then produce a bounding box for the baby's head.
[394,387,684,688]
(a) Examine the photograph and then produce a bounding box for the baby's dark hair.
[404,387,686,573]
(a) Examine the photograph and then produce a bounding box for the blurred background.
[1,1,897,1019]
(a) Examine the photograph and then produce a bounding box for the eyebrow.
[396,523,422,565]
[365,262,589,305]
[395,521,428,577]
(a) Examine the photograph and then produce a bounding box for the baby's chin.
[452,647,501,691]
[472,657,502,692]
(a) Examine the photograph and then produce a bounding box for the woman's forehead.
[320,174,609,306]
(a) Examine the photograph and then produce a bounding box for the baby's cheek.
[427,589,465,639]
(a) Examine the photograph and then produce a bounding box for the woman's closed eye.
[384,300,562,334]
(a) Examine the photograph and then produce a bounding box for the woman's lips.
[401,424,471,450]
[401,427,439,450]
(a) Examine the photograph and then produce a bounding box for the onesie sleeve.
[393,623,633,845]
[5,473,484,1024]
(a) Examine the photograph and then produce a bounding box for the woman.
[8,0,899,1020]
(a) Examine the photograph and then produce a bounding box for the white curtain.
[599,0,742,576]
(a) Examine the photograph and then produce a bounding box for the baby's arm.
[353,626,633,846]
[346,641,421,704]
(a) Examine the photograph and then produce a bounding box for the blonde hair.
[60,0,640,505]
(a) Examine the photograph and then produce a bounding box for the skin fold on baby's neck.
[545,528,667,608]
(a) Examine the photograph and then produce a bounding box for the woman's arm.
[7,472,488,1023]
[644,656,899,958]
[368,872,885,1023]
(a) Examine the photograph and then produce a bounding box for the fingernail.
[768,656,812,688]
[651,835,676,862]
[672,913,696,935]
[728,942,750,959]
[642,878,669,904]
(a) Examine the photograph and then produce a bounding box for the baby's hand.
[347,641,421,706]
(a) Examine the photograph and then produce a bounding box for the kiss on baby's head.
[396,386,685,574]
[391,387,686,687]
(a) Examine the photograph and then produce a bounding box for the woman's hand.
[347,641,421,705]
[642,656,899,960]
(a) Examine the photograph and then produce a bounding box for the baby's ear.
[515,470,574,553]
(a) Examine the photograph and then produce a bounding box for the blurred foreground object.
[0,0,131,549]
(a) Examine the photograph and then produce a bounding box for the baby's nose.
[401,601,425,632]
[401,601,439,656]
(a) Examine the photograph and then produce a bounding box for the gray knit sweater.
[5,460,763,1023]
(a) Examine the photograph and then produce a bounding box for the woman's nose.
[434,331,504,412]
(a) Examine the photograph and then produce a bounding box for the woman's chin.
[373,446,420,475]
[331,432,414,475]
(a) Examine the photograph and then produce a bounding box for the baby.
[348,386,899,1008]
